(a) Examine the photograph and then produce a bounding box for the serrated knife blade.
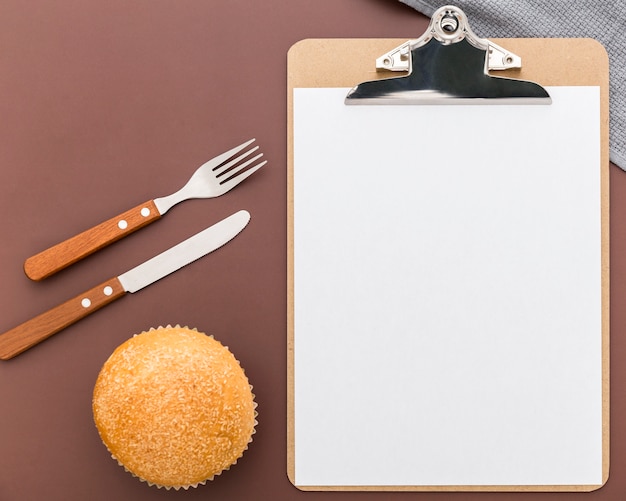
[0,210,250,360]
[118,209,249,293]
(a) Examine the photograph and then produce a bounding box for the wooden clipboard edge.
[286,37,610,492]
[292,484,605,493]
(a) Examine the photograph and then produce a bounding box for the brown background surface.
[0,1,623,500]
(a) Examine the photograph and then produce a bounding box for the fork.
[23,139,266,281]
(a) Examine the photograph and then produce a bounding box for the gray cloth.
[400,0,626,170]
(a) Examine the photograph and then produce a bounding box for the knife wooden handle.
[24,200,161,281]
[0,277,126,360]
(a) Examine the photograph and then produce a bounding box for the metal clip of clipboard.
[345,5,551,105]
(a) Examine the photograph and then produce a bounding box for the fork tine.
[219,159,267,190]
[213,145,260,176]
[204,138,257,171]
[217,152,264,180]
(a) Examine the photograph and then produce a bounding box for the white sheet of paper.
[292,87,602,487]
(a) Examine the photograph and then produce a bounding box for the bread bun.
[92,325,257,489]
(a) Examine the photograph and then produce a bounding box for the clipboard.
[287,5,609,492]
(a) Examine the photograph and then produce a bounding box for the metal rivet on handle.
[103,286,113,296]
[118,220,128,230]
[140,207,150,217]
[81,298,91,308]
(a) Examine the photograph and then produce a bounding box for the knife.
[0,210,250,360]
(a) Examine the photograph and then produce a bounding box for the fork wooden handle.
[24,200,161,281]
[0,277,126,360]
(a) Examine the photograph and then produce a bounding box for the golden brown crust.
[92,325,256,489]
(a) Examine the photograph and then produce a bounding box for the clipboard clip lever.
[345,5,551,105]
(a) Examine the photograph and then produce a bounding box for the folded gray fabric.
[400,0,626,170]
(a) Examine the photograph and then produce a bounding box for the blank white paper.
[293,87,602,487]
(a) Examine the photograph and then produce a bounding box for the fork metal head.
[154,138,266,214]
